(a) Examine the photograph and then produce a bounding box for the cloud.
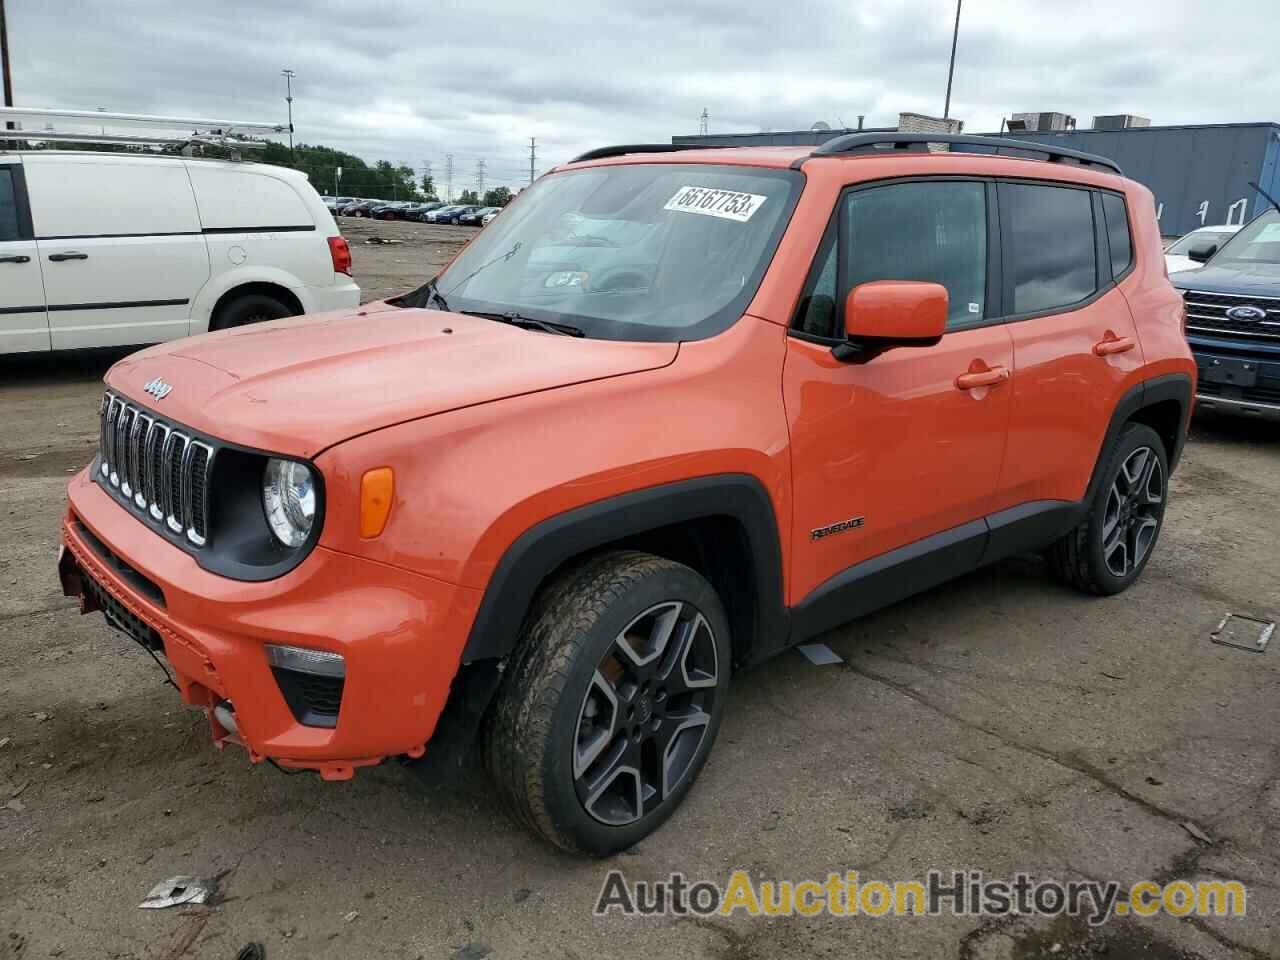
[7,0,1278,183]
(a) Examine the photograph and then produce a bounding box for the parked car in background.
[1171,207,1280,418]
[325,196,355,214]
[403,201,445,221]
[427,204,481,225]
[59,135,1192,855]
[371,201,415,220]
[340,199,381,217]
[0,150,359,353]
[1164,224,1242,274]
[460,206,502,226]
[481,209,500,226]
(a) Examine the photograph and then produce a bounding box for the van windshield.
[1213,210,1280,266]
[399,163,802,342]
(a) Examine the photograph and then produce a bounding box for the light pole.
[943,0,962,120]
[1,0,15,140]
[281,68,295,154]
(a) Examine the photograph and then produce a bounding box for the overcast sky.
[7,0,1278,190]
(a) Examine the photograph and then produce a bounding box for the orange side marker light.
[360,467,395,538]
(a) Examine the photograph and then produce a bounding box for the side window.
[1101,192,1133,278]
[842,180,988,330]
[0,168,19,242]
[792,221,838,338]
[1003,183,1097,315]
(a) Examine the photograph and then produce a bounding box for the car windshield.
[399,163,802,342]
[1211,210,1280,265]
[1166,229,1236,256]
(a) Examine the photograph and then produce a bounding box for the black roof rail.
[569,143,725,164]
[809,133,1123,176]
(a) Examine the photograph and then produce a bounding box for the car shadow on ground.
[0,346,139,388]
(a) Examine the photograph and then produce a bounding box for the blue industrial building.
[674,122,1280,237]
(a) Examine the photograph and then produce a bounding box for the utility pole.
[699,108,709,135]
[943,0,962,120]
[475,158,486,200]
[444,153,454,202]
[422,159,432,197]
[281,68,295,153]
[1,0,15,139]
[528,137,536,186]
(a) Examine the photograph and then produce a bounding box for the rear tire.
[484,551,731,856]
[1048,422,1168,595]
[210,293,294,331]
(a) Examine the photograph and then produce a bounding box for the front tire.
[484,551,731,856]
[1048,422,1169,595]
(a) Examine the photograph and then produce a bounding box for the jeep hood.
[1171,261,1280,293]
[107,302,678,457]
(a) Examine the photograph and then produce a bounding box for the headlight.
[262,458,316,547]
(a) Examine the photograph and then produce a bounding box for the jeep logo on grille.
[1225,305,1267,322]
[143,378,173,401]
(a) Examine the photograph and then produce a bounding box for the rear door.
[25,154,210,349]
[783,177,1014,607]
[998,181,1145,505]
[0,160,50,353]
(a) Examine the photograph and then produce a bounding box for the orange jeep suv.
[59,134,1194,855]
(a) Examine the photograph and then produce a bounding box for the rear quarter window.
[186,166,314,231]
[1101,192,1133,278]
[24,156,200,237]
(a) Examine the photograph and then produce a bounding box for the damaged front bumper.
[59,467,482,780]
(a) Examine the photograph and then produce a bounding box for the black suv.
[1172,208,1280,418]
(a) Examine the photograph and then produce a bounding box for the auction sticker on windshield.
[664,186,768,223]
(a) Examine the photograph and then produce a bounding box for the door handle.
[48,252,89,262]
[1093,335,1136,357]
[0,255,31,264]
[955,366,1010,390]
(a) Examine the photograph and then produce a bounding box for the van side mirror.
[834,281,948,361]
[1187,243,1218,264]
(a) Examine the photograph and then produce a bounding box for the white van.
[0,151,360,354]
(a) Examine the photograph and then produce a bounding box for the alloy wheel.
[1102,445,1164,578]
[573,601,719,826]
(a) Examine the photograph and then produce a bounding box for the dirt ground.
[1,223,1278,959]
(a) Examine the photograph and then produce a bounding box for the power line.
[444,153,454,202]
[475,158,486,198]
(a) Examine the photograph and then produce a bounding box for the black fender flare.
[460,473,789,664]
[1085,372,1193,504]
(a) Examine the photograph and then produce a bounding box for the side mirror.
[836,281,948,360]
[1187,243,1218,264]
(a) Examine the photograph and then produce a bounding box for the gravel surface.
[1,249,1277,958]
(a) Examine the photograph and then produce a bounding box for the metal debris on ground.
[796,642,844,666]
[363,237,404,245]
[1209,613,1274,653]
[235,944,265,960]
[138,876,216,909]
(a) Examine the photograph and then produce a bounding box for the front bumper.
[59,468,481,779]
[1188,337,1280,420]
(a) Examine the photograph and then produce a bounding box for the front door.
[783,178,1013,607]
[0,162,50,353]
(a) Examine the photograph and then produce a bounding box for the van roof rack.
[0,106,289,160]
[569,143,723,163]
[808,133,1123,175]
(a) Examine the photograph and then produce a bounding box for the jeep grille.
[97,391,214,547]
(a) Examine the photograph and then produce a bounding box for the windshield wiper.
[462,310,584,337]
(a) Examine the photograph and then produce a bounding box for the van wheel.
[1048,423,1168,595]
[210,293,294,331]
[484,551,730,856]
